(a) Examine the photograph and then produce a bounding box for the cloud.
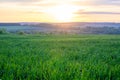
[73,0,120,6]
[89,0,120,6]
[76,11,120,15]
[1,0,120,15]
[0,0,40,2]
[1,0,120,7]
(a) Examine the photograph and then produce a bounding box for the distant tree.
[0,28,8,34]
[17,31,26,35]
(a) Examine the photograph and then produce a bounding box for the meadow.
[0,34,120,80]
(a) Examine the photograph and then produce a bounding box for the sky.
[0,0,120,22]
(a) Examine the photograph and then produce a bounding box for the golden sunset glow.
[44,4,80,22]
[0,0,120,22]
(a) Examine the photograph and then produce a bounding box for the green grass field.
[0,34,120,80]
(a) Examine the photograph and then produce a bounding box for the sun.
[44,4,79,22]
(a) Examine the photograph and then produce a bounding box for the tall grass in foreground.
[0,34,120,80]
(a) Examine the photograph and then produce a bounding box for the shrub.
[0,28,8,34]
[17,31,26,35]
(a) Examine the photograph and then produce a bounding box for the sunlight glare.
[44,4,80,22]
